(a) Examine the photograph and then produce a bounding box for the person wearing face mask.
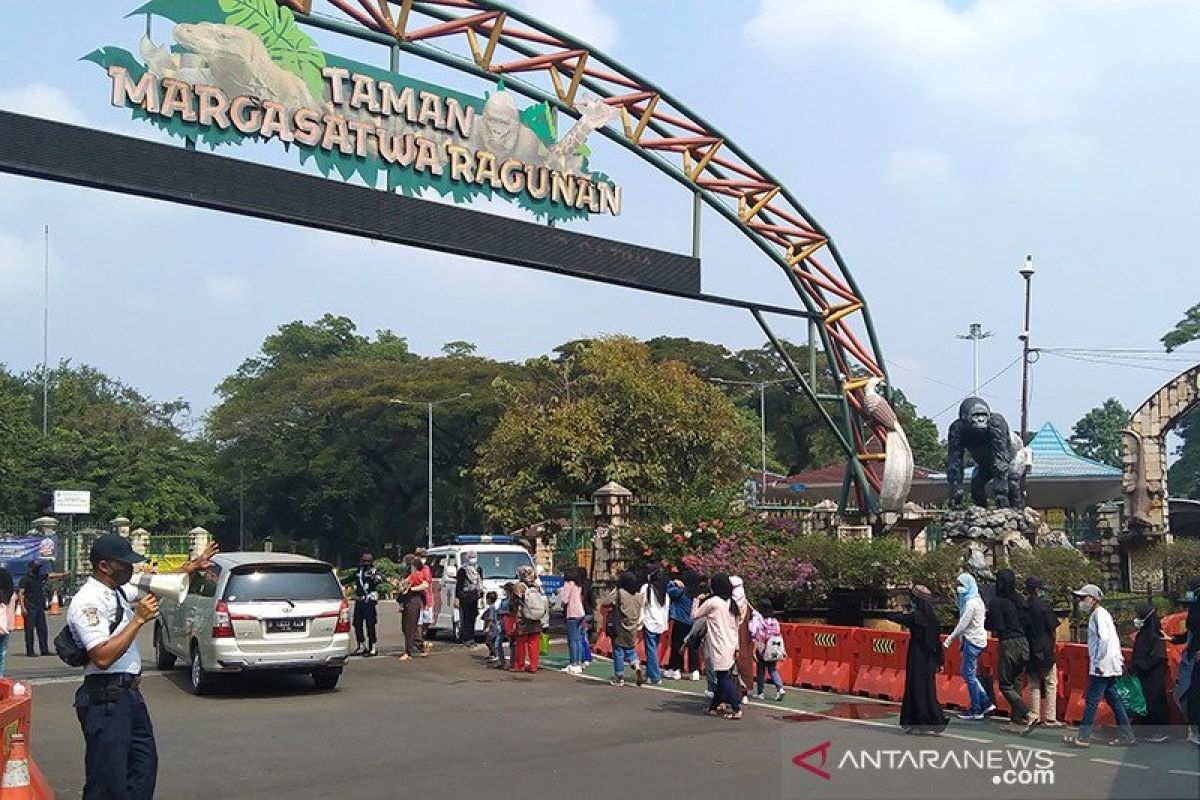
[342,552,382,657]
[65,533,218,799]
[455,550,485,645]
[1129,603,1169,742]
[1167,576,1200,746]
[943,572,994,720]
[1062,584,1137,748]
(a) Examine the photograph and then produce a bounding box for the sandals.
[723,710,743,720]
[1062,735,1090,748]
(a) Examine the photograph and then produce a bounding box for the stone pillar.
[263,535,274,553]
[109,517,131,537]
[591,481,633,586]
[189,526,211,559]
[130,528,151,558]
[31,516,57,535]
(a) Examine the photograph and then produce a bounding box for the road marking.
[1168,769,1200,778]
[1089,758,1149,769]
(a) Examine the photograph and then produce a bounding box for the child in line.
[750,598,786,701]
[500,582,518,667]
[482,590,504,668]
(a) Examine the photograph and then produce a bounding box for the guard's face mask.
[1133,618,1145,630]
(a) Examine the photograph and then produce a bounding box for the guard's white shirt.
[66,577,141,676]
[1087,604,1124,677]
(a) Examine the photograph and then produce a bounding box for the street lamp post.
[956,322,994,396]
[1018,255,1035,443]
[238,460,245,551]
[389,393,471,548]
[710,377,790,504]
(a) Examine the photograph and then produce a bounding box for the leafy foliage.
[1147,538,1200,597]
[1161,302,1200,352]
[473,337,756,529]
[1009,547,1104,609]
[218,0,327,101]
[1069,398,1130,467]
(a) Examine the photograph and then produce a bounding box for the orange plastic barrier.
[785,624,856,693]
[1060,643,1137,726]
[0,681,51,799]
[636,623,673,667]
[593,608,613,657]
[851,628,908,701]
[936,636,970,709]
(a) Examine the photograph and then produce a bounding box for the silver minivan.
[153,552,352,694]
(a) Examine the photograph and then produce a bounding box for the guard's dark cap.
[1025,575,1044,592]
[89,533,145,565]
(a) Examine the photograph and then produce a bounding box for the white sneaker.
[690,671,701,681]
[664,669,679,680]
[775,689,787,701]
[704,690,714,699]
[751,692,765,700]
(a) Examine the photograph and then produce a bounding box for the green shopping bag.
[539,632,550,656]
[1114,675,1147,717]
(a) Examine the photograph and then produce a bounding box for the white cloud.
[0,84,88,125]
[512,0,618,51]
[0,230,48,306]
[743,0,1200,125]
[885,148,953,189]
[204,274,251,305]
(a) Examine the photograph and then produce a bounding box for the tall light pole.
[389,393,471,547]
[710,377,790,504]
[41,225,49,437]
[238,460,245,551]
[956,322,994,395]
[1019,255,1035,443]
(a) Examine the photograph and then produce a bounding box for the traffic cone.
[1,733,34,799]
[11,605,22,633]
[47,593,60,617]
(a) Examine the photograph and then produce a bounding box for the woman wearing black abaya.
[880,585,949,735]
[1129,603,1169,743]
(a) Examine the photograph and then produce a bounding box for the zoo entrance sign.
[87,1,621,221]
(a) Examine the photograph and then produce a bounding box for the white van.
[424,537,538,640]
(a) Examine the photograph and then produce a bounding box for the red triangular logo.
[792,741,833,781]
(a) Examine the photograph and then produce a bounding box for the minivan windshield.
[223,565,341,603]
[476,551,534,580]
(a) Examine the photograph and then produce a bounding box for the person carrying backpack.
[510,566,546,673]
[455,550,485,644]
[600,571,645,686]
[750,598,787,701]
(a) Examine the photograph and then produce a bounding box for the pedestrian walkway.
[538,648,1200,779]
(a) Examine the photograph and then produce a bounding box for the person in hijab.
[667,570,703,680]
[987,568,1036,734]
[455,550,485,644]
[601,571,645,686]
[731,576,756,698]
[694,572,742,719]
[640,566,670,686]
[944,572,994,720]
[879,585,948,735]
[1167,576,1200,746]
[510,565,543,673]
[1129,603,1169,742]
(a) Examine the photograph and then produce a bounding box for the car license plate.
[266,618,306,633]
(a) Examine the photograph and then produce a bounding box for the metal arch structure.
[281,0,893,512]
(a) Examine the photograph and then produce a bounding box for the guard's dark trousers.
[459,590,480,643]
[24,604,49,656]
[74,680,157,800]
[353,600,378,647]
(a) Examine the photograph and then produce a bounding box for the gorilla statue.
[946,397,1022,508]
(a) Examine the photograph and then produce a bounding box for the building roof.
[1026,422,1122,478]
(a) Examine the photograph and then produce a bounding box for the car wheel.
[312,667,342,691]
[154,623,176,670]
[189,645,215,696]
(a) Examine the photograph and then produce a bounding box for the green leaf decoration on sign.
[129,0,225,24]
[217,0,327,101]
[520,101,557,146]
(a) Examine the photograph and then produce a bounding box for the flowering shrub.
[683,531,816,609]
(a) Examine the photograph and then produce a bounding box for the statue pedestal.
[942,506,1040,571]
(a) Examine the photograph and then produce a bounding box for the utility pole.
[956,322,994,396]
[41,225,49,437]
[1019,255,1035,442]
[389,393,471,548]
[238,460,245,551]
[710,377,790,504]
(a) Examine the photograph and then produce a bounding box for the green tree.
[1162,303,1200,352]
[473,337,756,528]
[209,318,516,560]
[1069,398,1130,467]
[1160,306,1200,499]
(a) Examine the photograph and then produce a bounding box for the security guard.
[66,533,217,799]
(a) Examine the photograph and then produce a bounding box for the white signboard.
[53,490,92,515]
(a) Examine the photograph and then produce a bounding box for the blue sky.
[0,0,1196,443]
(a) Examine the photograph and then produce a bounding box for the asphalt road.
[16,609,1200,800]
